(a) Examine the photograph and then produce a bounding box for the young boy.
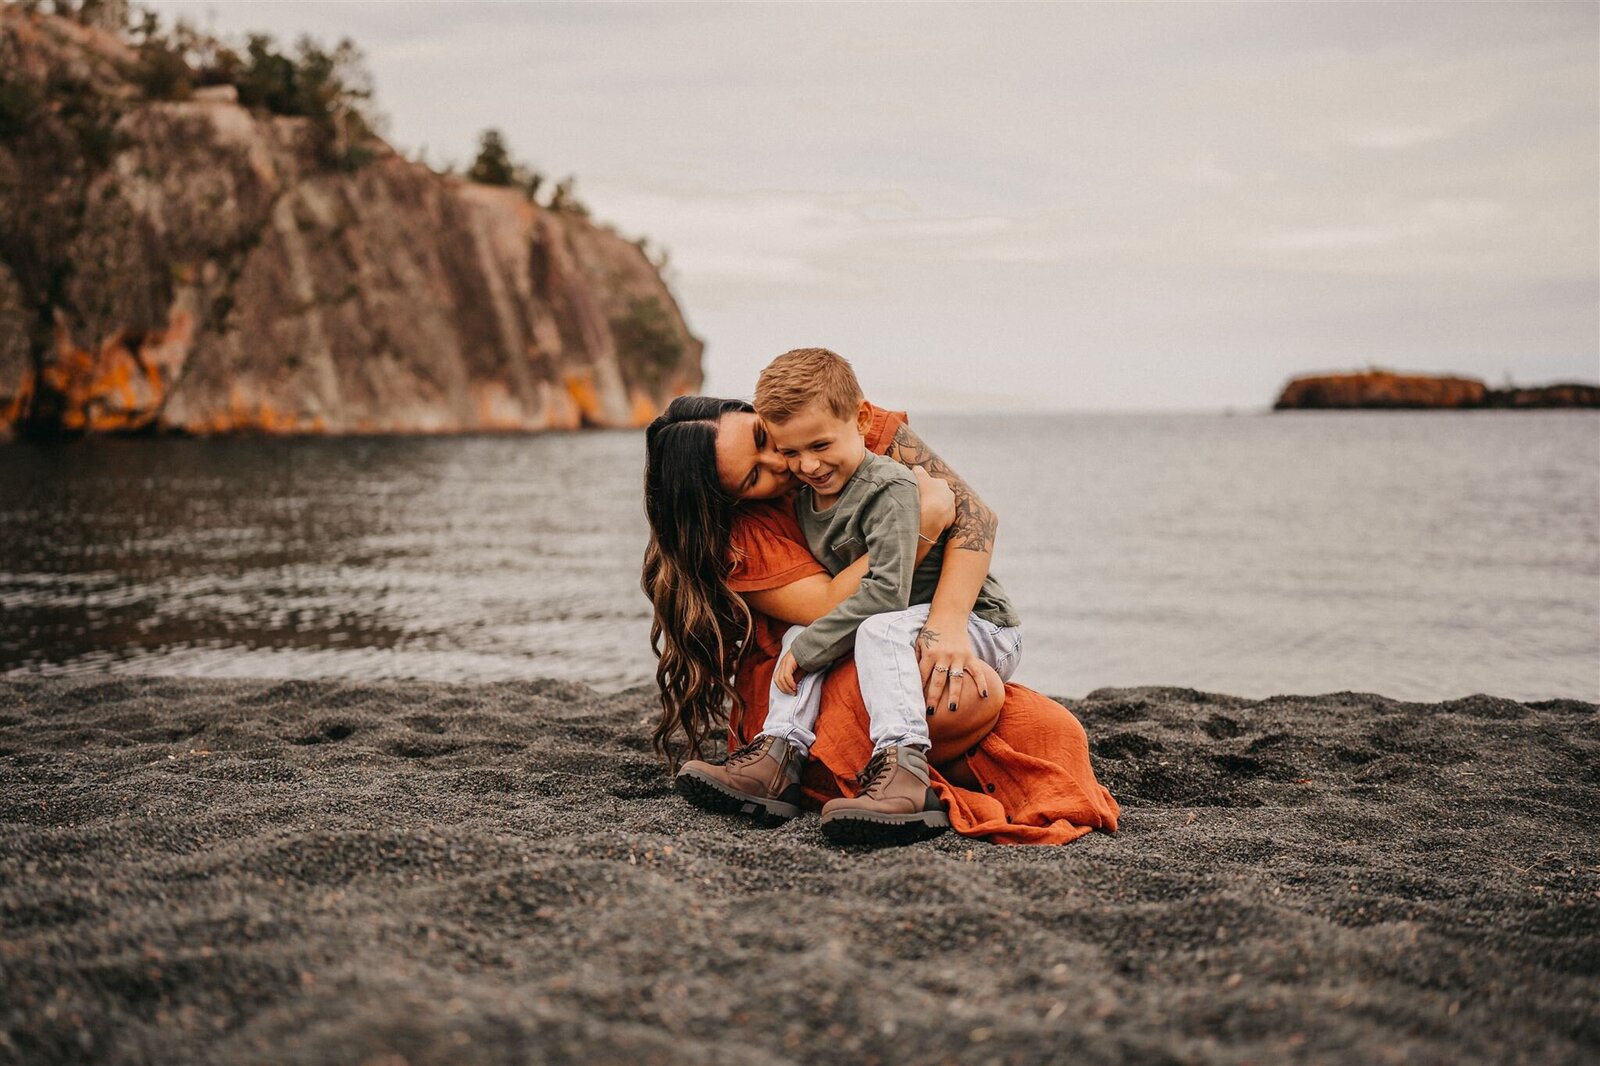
[682,347,1021,845]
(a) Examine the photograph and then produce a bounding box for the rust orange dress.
[726,404,1120,845]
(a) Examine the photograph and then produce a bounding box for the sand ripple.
[1,678,1596,1064]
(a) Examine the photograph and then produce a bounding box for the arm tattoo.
[888,424,998,552]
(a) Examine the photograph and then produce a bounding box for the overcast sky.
[150,1,1598,411]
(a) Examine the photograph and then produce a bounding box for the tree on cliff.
[123,11,381,171]
[467,128,544,201]
[468,129,515,185]
[11,1,128,30]
[548,177,588,216]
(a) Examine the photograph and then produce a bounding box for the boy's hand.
[916,621,985,712]
[775,650,804,696]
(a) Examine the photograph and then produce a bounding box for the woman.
[642,395,1118,845]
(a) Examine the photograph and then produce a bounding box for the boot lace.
[854,748,896,797]
[723,736,770,767]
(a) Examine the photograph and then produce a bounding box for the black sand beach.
[1,677,1595,1065]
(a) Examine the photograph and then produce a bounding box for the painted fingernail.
[925,706,933,716]
[949,702,957,711]
[981,691,989,698]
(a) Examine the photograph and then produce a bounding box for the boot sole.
[674,766,801,825]
[818,809,951,846]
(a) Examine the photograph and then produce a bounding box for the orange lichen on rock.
[181,387,313,435]
[2,369,35,429]
[1275,371,1488,410]
[43,327,162,432]
[253,400,306,434]
[564,372,603,426]
[180,386,241,434]
[543,382,582,432]
[6,309,198,436]
[627,389,658,427]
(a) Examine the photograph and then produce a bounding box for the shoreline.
[2,676,1595,1064]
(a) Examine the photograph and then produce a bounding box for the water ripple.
[1,413,1595,701]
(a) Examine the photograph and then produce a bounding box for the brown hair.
[640,396,756,769]
[753,347,864,424]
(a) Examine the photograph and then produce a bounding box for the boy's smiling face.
[767,400,872,501]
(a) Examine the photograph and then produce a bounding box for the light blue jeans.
[762,603,1022,757]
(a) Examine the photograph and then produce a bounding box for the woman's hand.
[927,659,1005,773]
[914,466,955,543]
[916,612,985,712]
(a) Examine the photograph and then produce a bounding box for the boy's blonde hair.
[754,347,864,424]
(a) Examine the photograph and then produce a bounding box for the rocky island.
[1274,370,1599,410]
[0,6,702,441]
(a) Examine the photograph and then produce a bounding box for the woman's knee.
[959,661,1005,717]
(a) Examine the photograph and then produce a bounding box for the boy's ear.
[855,399,872,435]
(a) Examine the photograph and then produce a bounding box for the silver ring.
[950,669,965,678]
[933,665,949,673]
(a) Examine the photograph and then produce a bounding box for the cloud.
[589,180,1033,306]
[1344,124,1458,151]
[1251,197,1510,258]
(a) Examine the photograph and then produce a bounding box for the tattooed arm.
[884,423,1001,711]
[884,423,998,553]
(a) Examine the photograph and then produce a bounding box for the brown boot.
[675,735,805,824]
[819,745,950,845]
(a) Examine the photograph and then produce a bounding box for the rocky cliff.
[1274,371,1599,411]
[0,9,702,440]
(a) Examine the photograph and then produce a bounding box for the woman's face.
[714,411,796,501]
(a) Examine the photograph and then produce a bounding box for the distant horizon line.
[712,404,1600,418]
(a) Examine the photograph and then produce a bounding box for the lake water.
[2,412,1596,703]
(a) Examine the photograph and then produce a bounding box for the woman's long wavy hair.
[642,396,756,770]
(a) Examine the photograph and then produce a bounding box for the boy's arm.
[786,479,918,673]
[884,423,999,708]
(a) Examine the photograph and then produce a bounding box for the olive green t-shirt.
[788,450,1019,673]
